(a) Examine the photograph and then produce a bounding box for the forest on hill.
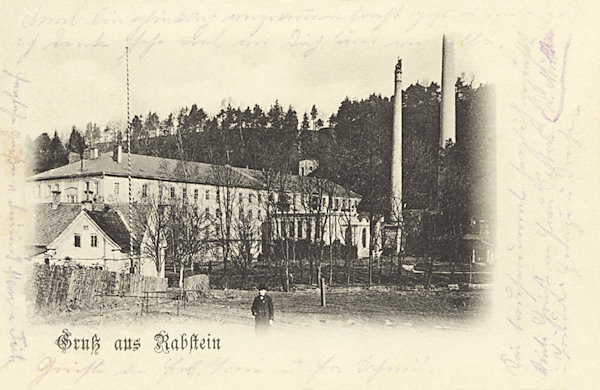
[29,78,495,258]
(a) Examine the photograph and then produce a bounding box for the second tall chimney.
[390,58,403,222]
[440,35,456,148]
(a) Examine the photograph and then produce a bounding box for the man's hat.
[258,283,267,290]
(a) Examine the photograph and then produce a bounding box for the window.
[205,207,210,217]
[342,199,347,210]
[301,167,305,176]
[257,193,262,203]
[183,187,187,199]
[114,183,120,195]
[205,190,210,200]
[249,193,253,203]
[335,198,340,210]
[298,220,303,239]
[46,184,51,197]
[248,210,253,219]
[95,181,100,195]
[142,184,148,197]
[91,234,98,247]
[170,187,175,198]
[307,222,312,241]
[239,193,243,203]
[74,234,81,248]
[194,188,199,201]
[362,228,367,248]
[289,221,295,238]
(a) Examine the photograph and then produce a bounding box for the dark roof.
[32,203,137,253]
[27,152,360,198]
[85,208,135,252]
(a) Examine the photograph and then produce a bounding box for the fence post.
[320,277,326,307]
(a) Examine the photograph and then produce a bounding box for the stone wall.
[29,264,168,313]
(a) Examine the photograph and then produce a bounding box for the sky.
[2,1,500,140]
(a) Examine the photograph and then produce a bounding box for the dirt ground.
[40,286,490,331]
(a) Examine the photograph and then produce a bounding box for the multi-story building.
[27,147,375,269]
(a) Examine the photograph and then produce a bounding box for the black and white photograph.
[0,1,596,389]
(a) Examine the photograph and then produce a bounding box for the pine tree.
[48,131,68,169]
[66,126,86,171]
[301,112,310,131]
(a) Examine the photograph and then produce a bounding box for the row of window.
[138,183,359,212]
[273,221,368,247]
[74,233,98,248]
[36,181,99,199]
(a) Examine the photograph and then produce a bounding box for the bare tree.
[231,208,262,271]
[209,164,243,274]
[134,182,170,278]
[339,198,358,285]
[299,175,335,286]
[167,196,212,288]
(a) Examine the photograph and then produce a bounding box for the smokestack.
[440,35,456,148]
[390,58,403,221]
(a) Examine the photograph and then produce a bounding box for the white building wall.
[30,174,374,258]
[46,213,129,273]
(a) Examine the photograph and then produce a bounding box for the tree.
[84,122,101,147]
[299,175,335,286]
[66,126,86,171]
[300,112,310,131]
[33,132,52,173]
[310,104,318,130]
[209,165,244,274]
[232,208,262,272]
[48,131,68,169]
[134,184,170,278]
[267,100,284,130]
[283,106,299,132]
[167,195,212,288]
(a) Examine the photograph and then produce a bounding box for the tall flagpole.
[126,46,133,273]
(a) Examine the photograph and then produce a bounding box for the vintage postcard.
[1,0,598,389]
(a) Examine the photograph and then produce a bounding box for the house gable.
[48,211,123,259]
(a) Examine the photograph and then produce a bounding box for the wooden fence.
[29,264,168,313]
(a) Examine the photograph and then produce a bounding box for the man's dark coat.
[251,294,274,332]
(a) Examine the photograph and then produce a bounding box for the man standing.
[251,284,274,334]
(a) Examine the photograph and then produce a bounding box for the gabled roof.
[32,204,82,247]
[27,153,263,189]
[32,203,137,253]
[85,209,134,252]
[27,152,360,198]
[230,166,360,198]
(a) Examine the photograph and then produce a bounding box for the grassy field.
[42,285,490,331]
